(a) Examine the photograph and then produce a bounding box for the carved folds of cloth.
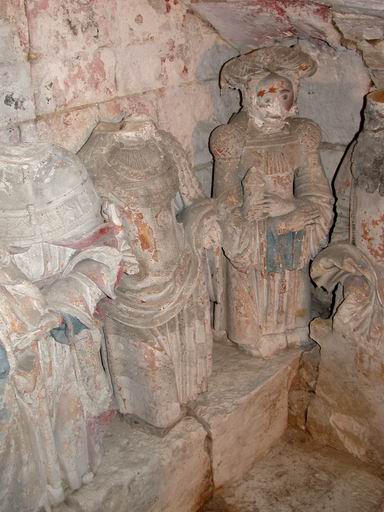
[309,90,384,466]
[79,118,218,428]
[211,46,333,357]
[0,143,122,511]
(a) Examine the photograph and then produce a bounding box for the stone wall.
[0,0,238,195]
[4,1,384,193]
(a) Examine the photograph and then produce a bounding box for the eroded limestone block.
[297,43,370,145]
[308,319,384,466]
[203,430,384,512]
[194,342,301,488]
[58,416,212,512]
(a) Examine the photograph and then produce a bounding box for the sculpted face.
[244,73,295,127]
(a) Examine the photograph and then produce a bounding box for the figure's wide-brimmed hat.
[220,46,317,91]
[0,143,102,248]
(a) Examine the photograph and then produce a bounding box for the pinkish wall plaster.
[0,0,238,180]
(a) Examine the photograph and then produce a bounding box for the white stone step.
[56,342,301,512]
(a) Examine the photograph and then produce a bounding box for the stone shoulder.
[290,117,321,148]
[210,120,245,160]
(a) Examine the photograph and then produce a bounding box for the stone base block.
[56,341,301,511]
[203,430,384,512]
[57,416,212,512]
[194,342,301,488]
[308,318,384,468]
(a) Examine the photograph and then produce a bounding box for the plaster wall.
[0,0,238,194]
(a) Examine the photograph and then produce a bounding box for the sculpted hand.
[273,203,320,233]
[264,193,295,218]
[243,197,268,222]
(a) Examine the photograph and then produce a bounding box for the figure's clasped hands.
[243,193,295,222]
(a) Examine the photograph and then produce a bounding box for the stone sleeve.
[159,130,206,206]
[44,246,122,328]
[332,144,354,244]
[294,118,334,258]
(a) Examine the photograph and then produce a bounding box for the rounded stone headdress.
[220,46,317,96]
[0,143,102,248]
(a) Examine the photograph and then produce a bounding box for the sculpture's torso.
[116,140,186,282]
[233,112,304,201]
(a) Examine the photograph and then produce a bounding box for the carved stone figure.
[308,90,384,466]
[210,46,333,357]
[79,117,219,428]
[0,143,121,512]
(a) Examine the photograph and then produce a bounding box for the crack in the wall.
[22,0,37,125]
[186,405,215,503]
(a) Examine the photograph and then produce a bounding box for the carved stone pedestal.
[55,342,301,512]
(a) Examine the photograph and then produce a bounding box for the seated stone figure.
[309,90,384,466]
[0,143,121,512]
[210,46,333,357]
[79,117,219,428]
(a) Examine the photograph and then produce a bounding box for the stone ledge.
[56,342,301,511]
[194,342,301,488]
[58,416,212,512]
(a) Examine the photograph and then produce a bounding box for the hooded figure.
[0,143,121,512]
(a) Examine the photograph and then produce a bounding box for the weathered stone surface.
[97,92,158,124]
[0,3,35,128]
[0,0,236,175]
[183,13,237,82]
[370,69,384,89]
[203,430,384,512]
[308,319,384,467]
[333,11,384,42]
[359,39,384,71]
[194,342,301,488]
[288,342,320,430]
[322,0,384,15]
[20,105,99,153]
[0,125,20,144]
[56,416,211,512]
[194,162,214,197]
[190,0,340,50]
[24,0,235,117]
[157,80,238,167]
[31,47,117,115]
[297,43,370,145]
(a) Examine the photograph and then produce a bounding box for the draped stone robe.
[211,112,333,356]
[0,239,121,512]
[79,124,217,429]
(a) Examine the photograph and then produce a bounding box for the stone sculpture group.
[1,45,382,510]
